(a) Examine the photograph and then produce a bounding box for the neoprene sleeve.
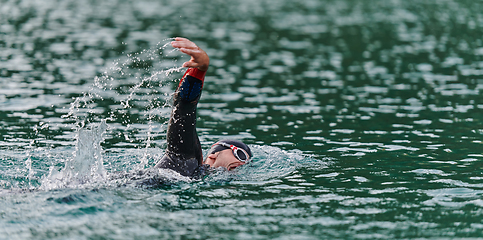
[154,68,206,176]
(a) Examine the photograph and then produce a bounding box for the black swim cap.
[207,139,253,160]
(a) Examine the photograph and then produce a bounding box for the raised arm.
[154,38,210,177]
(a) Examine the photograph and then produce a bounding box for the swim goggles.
[213,142,250,162]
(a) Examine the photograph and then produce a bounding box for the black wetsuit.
[154,68,207,177]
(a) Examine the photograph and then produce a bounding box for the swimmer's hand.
[171,37,209,72]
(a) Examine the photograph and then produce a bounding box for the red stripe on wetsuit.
[178,68,206,87]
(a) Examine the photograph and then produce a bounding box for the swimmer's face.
[204,149,246,170]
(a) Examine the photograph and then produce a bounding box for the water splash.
[39,39,188,189]
[61,39,186,130]
[40,121,108,190]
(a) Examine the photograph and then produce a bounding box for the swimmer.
[154,37,252,177]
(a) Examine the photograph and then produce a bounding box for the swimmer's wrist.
[187,67,206,80]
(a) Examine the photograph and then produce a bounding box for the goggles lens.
[235,149,248,161]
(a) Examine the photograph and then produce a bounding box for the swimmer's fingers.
[179,48,208,64]
[171,37,197,49]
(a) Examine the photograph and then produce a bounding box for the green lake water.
[2,0,483,239]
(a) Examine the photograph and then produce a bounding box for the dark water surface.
[2,0,483,238]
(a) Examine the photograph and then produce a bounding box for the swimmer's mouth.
[227,163,238,171]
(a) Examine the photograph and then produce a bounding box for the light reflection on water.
[2,0,483,238]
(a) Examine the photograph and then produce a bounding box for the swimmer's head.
[204,140,253,170]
